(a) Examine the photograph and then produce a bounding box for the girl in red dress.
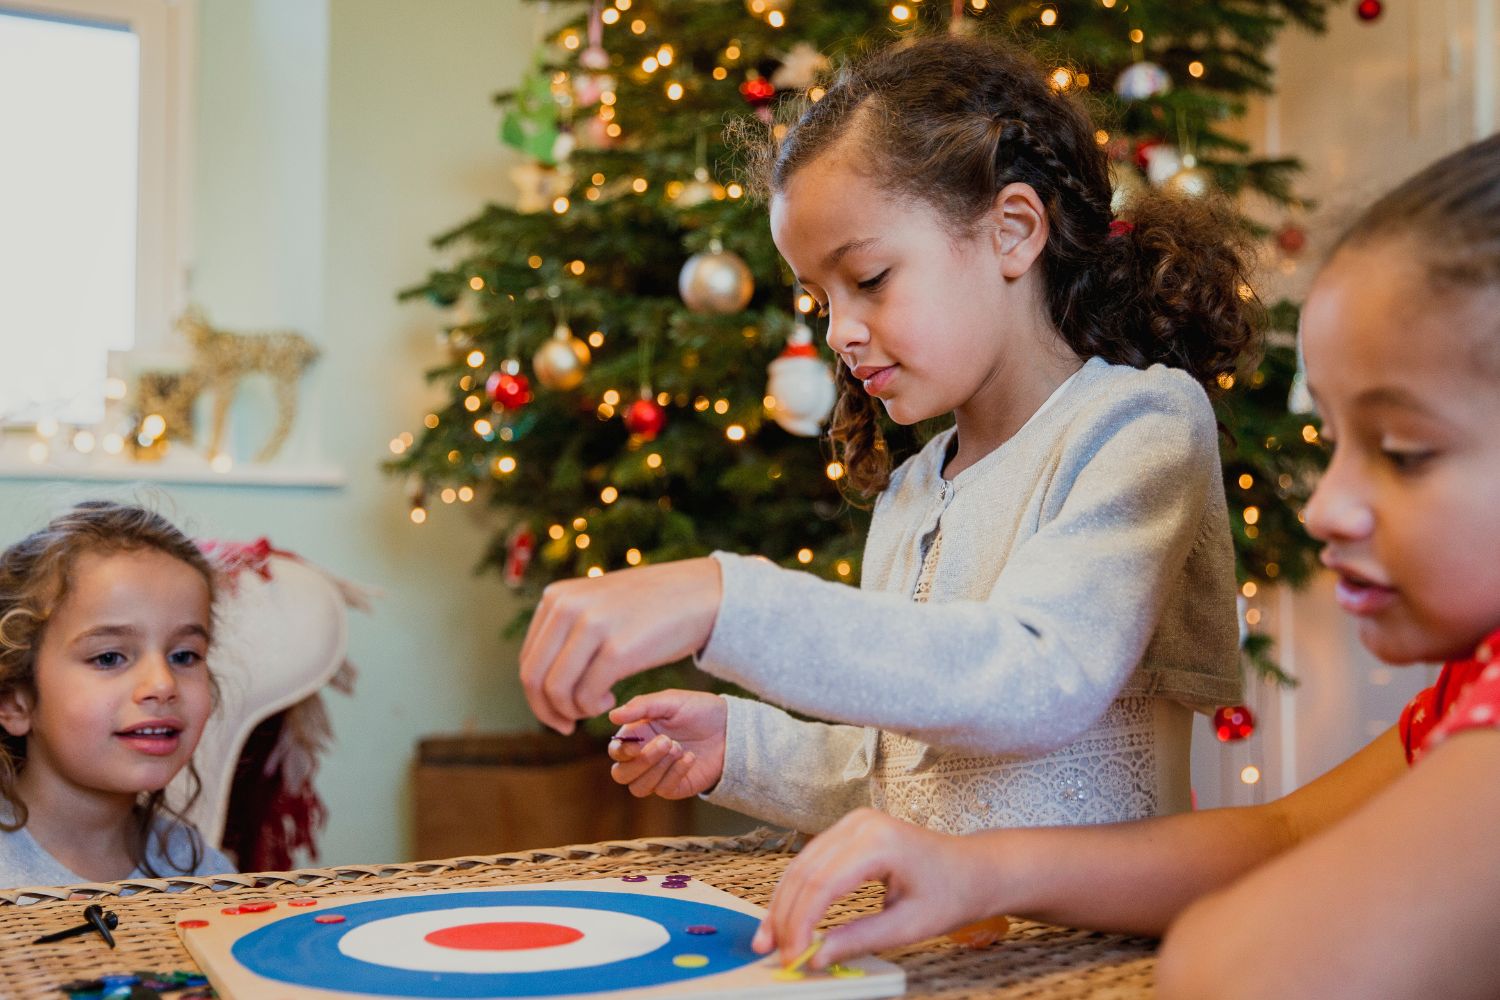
[756,134,1500,1000]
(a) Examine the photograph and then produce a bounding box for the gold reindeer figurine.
[178,308,320,463]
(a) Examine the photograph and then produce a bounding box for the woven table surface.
[0,828,1155,998]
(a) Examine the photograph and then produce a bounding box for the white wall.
[0,0,552,867]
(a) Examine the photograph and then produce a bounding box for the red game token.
[314,914,347,924]
[178,919,210,929]
[221,906,242,916]
[288,898,319,907]
[238,901,277,913]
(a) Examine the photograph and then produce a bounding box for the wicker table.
[0,829,1156,999]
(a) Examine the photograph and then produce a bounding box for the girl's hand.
[753,808,997,969]
[518,559,722,734]
[606,690,728,799]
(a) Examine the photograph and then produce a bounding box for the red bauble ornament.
[1356,0,1382,21]
[739,77,776,108]
[486,370,533,411]
[1275,223,1308,255]
[1133,138,1165,173]
[624,397,667,440]
[1213,705,1256,742]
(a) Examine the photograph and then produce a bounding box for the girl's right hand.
[753,808,998,970]
[606,690,727,800]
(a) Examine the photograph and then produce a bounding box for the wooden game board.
[175,874,906,999]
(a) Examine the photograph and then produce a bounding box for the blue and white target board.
[175,876,905,1000]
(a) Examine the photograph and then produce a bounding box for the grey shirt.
[701,358,1241,833]
[0,817,235,890]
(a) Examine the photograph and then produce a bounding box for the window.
[0,0,193,427]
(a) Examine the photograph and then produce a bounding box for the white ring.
[337,905,671,973]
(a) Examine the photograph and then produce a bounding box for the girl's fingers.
[811,898,927,969]
[606,722,658,761]
[609,735,673,783]
[656,751,699,799]
[626,740,683,797]
[609,690,682,727]
[538,619,604,732]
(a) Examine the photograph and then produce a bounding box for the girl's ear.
[0,688,34,738]
[987,182,1049,280]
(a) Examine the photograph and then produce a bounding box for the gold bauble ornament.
[1109,161,1148,214]
[678,240,754,314]
[1165,158,1214,199]
[532,323,592,390]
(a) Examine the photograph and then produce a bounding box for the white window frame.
[0,0,196,421]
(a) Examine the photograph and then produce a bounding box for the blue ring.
[231,890,760,997]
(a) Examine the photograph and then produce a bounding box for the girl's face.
[1301,243,1500,664]
[0,548,213,807]
[769,137,1046,427]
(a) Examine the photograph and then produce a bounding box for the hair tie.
[1108,220,1135,238]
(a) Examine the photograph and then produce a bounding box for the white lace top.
[872,523,1191,833]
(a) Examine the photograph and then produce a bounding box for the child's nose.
[133,655,179,703]
[1303,459,1374,543]
[823,307,867,358]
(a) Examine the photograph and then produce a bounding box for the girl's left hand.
[518,558,723,734]
[754,808,998,970]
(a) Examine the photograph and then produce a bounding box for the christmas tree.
[390,0,1336,705]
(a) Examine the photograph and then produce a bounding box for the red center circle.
[424,921,585,952]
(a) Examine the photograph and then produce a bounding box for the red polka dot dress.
[1399,629,1500,765]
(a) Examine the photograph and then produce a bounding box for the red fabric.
[197,537,298,591]
[1399,629,1500,765]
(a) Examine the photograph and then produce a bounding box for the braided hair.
[747,33,1261,497]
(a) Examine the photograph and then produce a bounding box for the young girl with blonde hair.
[0,501,233,887]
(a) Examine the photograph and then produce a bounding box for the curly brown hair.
[0,500,219,877]
[742,32,1262,497]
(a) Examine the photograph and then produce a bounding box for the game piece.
[34,904,119,948]
[176,877,904,999]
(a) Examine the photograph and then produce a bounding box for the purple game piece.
[686,924,718,935]
[621,875,648,883]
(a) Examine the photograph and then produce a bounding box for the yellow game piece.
[947,914,1011,948]
[782,932,824,974]
[672,953,709,968]
[771,969,806,981]
[828,964,866,978]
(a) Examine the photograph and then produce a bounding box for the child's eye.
[91,651,126,669]
[812,301,829,318]
[857,269,889,292]
[1383,448,1434,472]
[169,649,204,667]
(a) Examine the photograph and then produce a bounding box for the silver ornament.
[532,323,592,390]
[1114,61,1171,101]
[1143,144,1183,187]
[679,242,754,314]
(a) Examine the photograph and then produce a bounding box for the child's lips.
[115,721,185,756]
[852,364,897,396]
[1332,571,1398,616]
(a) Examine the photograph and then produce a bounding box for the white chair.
[168,545,366,870]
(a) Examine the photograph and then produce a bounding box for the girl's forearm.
[974,803,1296,937]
